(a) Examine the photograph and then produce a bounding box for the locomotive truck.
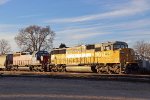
[0,41,139,74]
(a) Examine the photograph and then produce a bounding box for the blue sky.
[0,0,150,51]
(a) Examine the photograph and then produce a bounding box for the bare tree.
[0,39,11,55]
[134,40,150,60]
[15,25,55,52]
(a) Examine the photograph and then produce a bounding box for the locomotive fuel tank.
[65,65,93,72]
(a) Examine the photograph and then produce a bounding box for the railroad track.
[0,71,150,82]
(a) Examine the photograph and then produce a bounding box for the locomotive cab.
[34,51,50,71]
[102,41,128,50]
[95,41,138,74]
[35,51,49,61]
[110,41,138,73]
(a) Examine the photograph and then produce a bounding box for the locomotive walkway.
[0,71,150,82]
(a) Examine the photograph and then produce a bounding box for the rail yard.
[0,71,150,82]
[0,42,148,98]
[0,41,150,100]
[1,0,150,100]
[0,41,149,82]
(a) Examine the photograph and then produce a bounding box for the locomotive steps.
[0,71,150,83]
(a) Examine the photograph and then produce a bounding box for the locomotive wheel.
[51,66,58,72]
[57,66,66,72]
[45,65,51,72]
[124,64,133,74]
[106,65,112,74]
[14,66,19,71]
[96,66,103,74]
[113,64,121,74]
[61,67,66,72]
[6,65,12,71]
[29,66,34,71]
[97,69,102,74]
[107,66,113,74]
[43,65,49,72]
[107,69,112,74]
[58,66,62,72]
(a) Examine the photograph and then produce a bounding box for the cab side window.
[104,45,111,51]
[113,43,128,50]
[114,44,120,50]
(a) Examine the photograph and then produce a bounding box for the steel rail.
[0,71,150,82]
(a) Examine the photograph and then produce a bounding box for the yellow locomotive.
[50,41,138,74]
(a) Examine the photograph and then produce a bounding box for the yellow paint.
[51,46,136,65]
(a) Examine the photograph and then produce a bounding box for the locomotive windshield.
[113,43,128,50]
[35,51,49,60]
